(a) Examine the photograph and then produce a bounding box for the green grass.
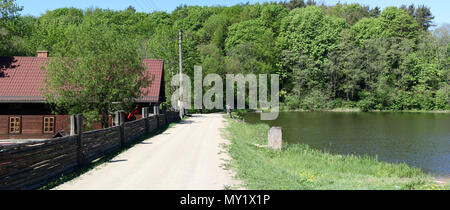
[224,116,448,190]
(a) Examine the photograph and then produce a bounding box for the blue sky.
[16,0,449,27]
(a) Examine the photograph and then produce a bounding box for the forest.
[1,0,449,112]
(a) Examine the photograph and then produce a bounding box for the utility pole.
[178,29,184,119]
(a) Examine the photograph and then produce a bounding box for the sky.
[16,0,449,27]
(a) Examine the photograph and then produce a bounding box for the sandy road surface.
[55,113,236,190]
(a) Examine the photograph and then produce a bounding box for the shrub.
[300,89,330,111]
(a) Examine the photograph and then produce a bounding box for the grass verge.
[224,116,448,190]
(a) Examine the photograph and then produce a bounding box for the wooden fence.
[0,111,180,190]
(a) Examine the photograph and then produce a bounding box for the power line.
[133,0,146,12]
[138,0,154,12]
[148,0,159,11]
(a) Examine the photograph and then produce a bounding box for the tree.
[327,29,366,100]
[0,0,23,55]
[0,0,22,23]
[335,3,370,25]
[126,5,136,13]
[260,3,288,35]
[197,13,230,50]
[225,19,277,74]
[415,5,435,31]
[369,6,380,17]
[43,19,148,128]
[400,4,435,31]
[30,8,84,56]
[282,0,305,11]
[3,2,447,112]
[351,17,381,43]
[353,7,419,43]
[379,7,419,40]
[277,6,347,94]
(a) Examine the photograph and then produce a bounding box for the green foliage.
[2,2,448,112]
[0,0,23,55]
[225,19,277,74]
[378,7,419,40]
[299,89,330,111]
[277,6,348,103]
[278,6,347,63]
[42,19,146,128]
[351,17,381,43]
[357,90,376,112]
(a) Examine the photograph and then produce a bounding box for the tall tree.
[415,5,435,31]
[43,19,148,128]
[0,0,23,55]
[225,19,277,74]
[277,6,347,94]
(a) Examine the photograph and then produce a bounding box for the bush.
[356,90,377,112]
[283,93,301,110]
[300,89,330,111]
[435,87,450,110]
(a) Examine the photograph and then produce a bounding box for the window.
[43,117,55,134]
[9,117,21,134]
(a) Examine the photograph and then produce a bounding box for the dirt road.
[55,113,237,190]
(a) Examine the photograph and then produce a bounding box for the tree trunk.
[101,112,109,128]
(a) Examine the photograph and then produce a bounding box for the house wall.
[0,103,156,140]
[0,115,71,140]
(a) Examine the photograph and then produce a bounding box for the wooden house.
[0,51,165,139]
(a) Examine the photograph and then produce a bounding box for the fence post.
[153,104,160,115]
[142,107,148,119]
[114,111,120,126]
[143,107,150,133]
[164,109,168,126]
[118,111,125,147]
[118,111,126,147]
[70,115,76,136]
[75,114,84,166]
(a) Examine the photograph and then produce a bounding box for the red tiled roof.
[138,59,165,103]
[0,57,164,103]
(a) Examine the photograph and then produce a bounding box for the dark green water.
[243,112,450,176]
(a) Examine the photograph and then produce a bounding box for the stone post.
[268,127,282,150]
[226,105,232,118]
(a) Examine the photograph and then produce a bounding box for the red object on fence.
[127,109,139,120]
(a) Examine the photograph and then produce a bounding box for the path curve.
[55,113,236,190]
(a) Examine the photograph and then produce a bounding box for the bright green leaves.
[43,20,146,128]
[352,7,419,43]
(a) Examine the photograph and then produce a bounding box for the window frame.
[9,116,22,134]
[43,116,56,134]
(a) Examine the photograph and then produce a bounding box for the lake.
[243,112,450,176]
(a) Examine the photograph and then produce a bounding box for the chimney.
[37,50,49,58]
